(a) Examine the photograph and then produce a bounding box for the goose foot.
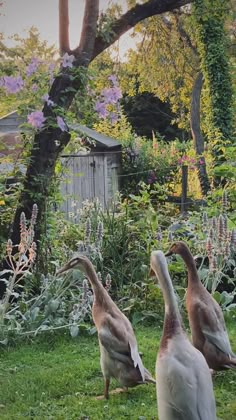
[110,387,128,395]
[96,387,128,400]
[96,394,106,400]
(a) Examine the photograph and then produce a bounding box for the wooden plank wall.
[60,152,120,219]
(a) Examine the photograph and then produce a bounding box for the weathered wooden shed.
[0,112,122,215]
[60,124,121,216]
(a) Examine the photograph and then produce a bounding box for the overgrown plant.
[0,204,38,323]
[0,202,105,341]
[200,191,236,296]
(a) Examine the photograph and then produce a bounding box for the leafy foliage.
[193,0,233,144]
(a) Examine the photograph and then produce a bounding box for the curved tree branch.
[73,0,99,64]
[59,0,71,55]
[92,0,191,59]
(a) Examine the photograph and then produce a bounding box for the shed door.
[61,154,107,217]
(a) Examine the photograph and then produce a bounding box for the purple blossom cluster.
[0,75,24,94]
[42,93,54,106]
[48,62,56,85]
[61,53,75,68]
[27,110,46,129]
[101,86,122,104]
[95,74,122,124]
[26,57,40,77]
[57,116,67,132]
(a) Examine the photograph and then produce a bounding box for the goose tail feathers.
[144,367,156,384]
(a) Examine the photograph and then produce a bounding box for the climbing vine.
[193,0,233,149]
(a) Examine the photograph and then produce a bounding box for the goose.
[166,241,236,370]
[57,255,155,399]
[150,250,216,420]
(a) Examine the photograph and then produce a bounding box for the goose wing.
[157,339,216,419]
[98,313,145,380]
[197,299,234,357]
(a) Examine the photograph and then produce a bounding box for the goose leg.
[104,378,110,399]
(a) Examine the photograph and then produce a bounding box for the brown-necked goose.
[150,250,216,420]
[57,255,155,399]
[166,241,236,370]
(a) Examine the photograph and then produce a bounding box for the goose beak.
[56,262,71,276]
[165,250,173,257]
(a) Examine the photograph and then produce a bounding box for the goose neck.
[154,263,180,320]
[179,247,199,283]
[83,261,104,294]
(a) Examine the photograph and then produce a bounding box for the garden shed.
[60,124,122,216]
[0,112,122,216]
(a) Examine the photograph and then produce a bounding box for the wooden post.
[181,165,188,214]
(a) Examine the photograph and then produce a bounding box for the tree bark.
[0,0,192,297]
[59,0,70,54]
[190,72,210,196]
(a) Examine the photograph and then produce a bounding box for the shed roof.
[0,111,24,133]
[69,123,121,149]
[0,111,121,150]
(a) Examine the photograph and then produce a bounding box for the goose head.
[56,255,89,276]
[150,250,178,311]
[165,240,189,257]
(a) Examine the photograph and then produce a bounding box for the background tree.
[117,10,212,194]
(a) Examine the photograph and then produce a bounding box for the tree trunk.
[190,72,210,196]
[0,67,87,297]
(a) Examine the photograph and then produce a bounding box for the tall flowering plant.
[0,204,38,322]
[202,191,236,294]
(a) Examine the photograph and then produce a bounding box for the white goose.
[150,250,216,420]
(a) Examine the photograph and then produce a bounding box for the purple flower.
[62,53,75,68]
[110,112,118,124]
[57,116,67,131]
[42,93,54,106]
[48,63,56,85]
[26,57,40,77]
[31,84,38,92]
[108,74,118,86]
[27,111,46,129]
[101,87,122,104]
[95,101,108,118]
[48,62,55,73]
[2,75,24,93]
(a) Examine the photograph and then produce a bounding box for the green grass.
[0,325,235,419]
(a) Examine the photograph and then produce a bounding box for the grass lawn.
[0,324,235,419]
